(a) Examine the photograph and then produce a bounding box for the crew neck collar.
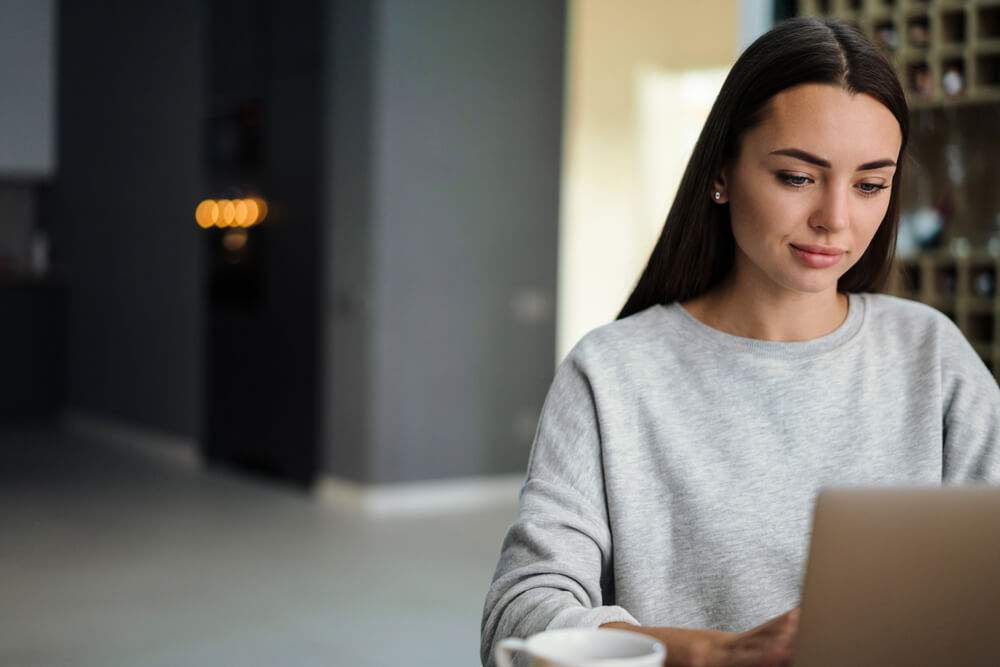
[665,293,866,360]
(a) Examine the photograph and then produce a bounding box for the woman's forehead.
[748,83,902,162]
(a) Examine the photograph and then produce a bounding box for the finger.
[782,608,801,639]
[769,608,801,666]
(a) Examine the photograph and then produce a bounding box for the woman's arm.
[602,607,800,667]
[939,323,1000,483]
[481,354,638,665]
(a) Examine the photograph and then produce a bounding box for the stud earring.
[714,191,722,201]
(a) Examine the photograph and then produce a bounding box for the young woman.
[481,16,1000,667]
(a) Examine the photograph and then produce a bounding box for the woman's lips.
[790,243,844,268]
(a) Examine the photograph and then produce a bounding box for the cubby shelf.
[800,0,1000,107]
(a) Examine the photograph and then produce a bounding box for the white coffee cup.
[494,627,666,667]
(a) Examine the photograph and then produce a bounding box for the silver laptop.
[791,487,1000,667]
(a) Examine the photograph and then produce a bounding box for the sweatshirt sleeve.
[940,321,1000,484]
[480,352,638,667]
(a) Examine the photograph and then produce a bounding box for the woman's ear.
[711,170,729,204]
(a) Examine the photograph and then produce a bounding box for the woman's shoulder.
[862,292,947,317]
[560,304,689,374]
[553,304,685,398]
[570,304,675,355]
[859,292,977,360]
[860,292,960,334]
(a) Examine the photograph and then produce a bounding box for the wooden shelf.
[802,0,1000,107]
[963,297,996,313]
[973,341,993,359]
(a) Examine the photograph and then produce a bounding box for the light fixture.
[195,198,269,229]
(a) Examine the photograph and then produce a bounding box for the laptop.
[791,487,1000,667]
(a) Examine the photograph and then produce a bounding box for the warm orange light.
[245,198,260,225]
[196,200,215,228]
[196,197,268,228]
[220,200,236,226]
[222,228,248,252]
[253,197,268,223]
[234,200,249,227]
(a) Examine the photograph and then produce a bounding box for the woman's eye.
[857,183,889,195]
[779,174,810,187]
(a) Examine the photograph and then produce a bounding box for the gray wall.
[46,2,204,436]
[324,0,565,484]
[0,0,55,177]
[0,1,54,276]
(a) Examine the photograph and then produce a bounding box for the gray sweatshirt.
[481,293,1000,666]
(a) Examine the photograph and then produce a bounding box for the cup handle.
[494,637,528,667]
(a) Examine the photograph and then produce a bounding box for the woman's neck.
[681,278,849,343]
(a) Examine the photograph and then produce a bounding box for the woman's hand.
[602,606,800,667]
[692,607,800,667]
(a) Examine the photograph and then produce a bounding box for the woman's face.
[716,83,902,301]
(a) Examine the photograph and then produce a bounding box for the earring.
[714,191,722,201]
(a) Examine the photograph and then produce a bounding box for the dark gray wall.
[324,0,375,483]
[46,2,204,436]
[324,0,565,484]
[0,184,37,267]
[203,0,324,486]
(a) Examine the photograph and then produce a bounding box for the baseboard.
[317,473,524,516]
[59,412,524,515]
[61,410,199,469]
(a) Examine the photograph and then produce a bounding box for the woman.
[481,16,1000,667]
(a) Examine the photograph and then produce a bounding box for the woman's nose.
[809,186,850,233]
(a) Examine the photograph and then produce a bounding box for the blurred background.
[1,0,996,665]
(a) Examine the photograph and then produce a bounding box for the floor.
[0,425,518,666]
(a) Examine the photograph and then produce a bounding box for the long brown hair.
[618,17,909,320]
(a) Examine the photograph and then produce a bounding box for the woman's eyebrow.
[769,148,896,171]
[857,158,897,170]
[770,148,830,167]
